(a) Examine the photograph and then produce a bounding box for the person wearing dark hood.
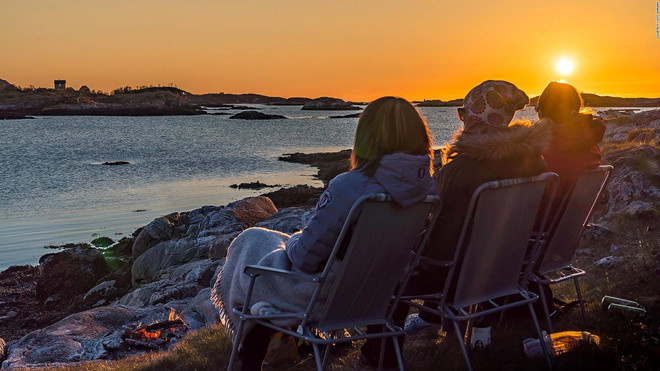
[213,96,436,371]
[537,81,605,204]
[403,80,553,334]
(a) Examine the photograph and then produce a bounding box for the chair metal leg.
[312,343,324,371]
[497,296,510,328]
[528,303,553,371]
[574,277,588,330]
[392,335,405,371]
[322,341,332,370]
[452,320,473,371]
[538,283,553,332]
[465,305,475,347]
[378,326,386,371]
[227,320,246,371]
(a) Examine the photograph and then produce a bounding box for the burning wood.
[123,308,188,349]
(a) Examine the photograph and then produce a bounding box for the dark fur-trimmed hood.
[445,118,554,162]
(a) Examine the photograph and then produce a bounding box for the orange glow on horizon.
[1,1,659,101]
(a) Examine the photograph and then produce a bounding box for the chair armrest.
[243,265,322,282]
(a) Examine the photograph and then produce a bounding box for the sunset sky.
[1,0,659,101]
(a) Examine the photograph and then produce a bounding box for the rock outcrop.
[132,197,276,286]
[602,144,660,219]
[279,149,352,184]
[229,181,279,190]
[229,111,286,120]
[36,246,110,303]
[132,212,188,260]
[301,97,361,111]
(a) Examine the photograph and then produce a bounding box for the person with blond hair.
[213,96,435,371]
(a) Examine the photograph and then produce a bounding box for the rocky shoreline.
[0,78,366,119]
[0,110,659,369]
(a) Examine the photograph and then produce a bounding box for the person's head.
[445,80,530,163]
[457,80,529,132]
[536,82,583,124]
[351,96,433,177]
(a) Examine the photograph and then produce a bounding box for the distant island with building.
[1,77,659,119]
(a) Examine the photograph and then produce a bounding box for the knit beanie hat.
[461,80,529,128]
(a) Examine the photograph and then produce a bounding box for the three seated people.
[212,80,605,370]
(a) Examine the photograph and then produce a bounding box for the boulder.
[180,288,219,326]
[229,181,280,190]
[101,161,130,166]
[229,111,286,120]
[624,200,658,219]
[131,236,231,285]
[169,259,220,285]
[149,283,201,305]
[82,280,120,308]
[131,238,205,285]
[36,246,110,302]
[262,185,325,208]
[594,256,623,269]
[602,145,660,218]
[227,196,278,226]
[208,232,241,259]
[91,236,114,247]
[582,223,611,242]
[117,280,200,308]
[132,213,188,260]
[188,196,277,238]
[255,207,315,234]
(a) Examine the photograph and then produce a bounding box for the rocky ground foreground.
[0,110,658,369]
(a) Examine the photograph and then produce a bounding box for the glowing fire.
[169,307,182,322]
[133,326,162,340]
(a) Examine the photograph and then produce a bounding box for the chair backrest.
[310,194,440,331]
[535,165,613,275]
[447,173,557,309]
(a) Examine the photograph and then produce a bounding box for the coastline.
[0,110,659,369]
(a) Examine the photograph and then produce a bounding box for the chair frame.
[226,193,441,371]
[403,173,558,371]
[528,165,613,332]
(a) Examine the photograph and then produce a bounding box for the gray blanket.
[211,227,336,340]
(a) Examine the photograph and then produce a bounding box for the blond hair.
[351,96,433,177]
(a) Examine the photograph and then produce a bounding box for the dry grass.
[600,137,660,154]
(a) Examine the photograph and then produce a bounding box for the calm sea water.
[0,105,644,269]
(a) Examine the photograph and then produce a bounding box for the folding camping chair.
[528,165,613,332]
[403,173,558,371]
[227,193,441,371]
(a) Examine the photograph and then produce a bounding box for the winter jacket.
[424,119,553,270]
[286,152,435,274]
[542,113,605,200]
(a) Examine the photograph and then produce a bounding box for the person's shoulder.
[328,170,368,188]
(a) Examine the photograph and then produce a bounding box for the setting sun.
[557,58,575,76]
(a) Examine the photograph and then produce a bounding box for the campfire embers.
[123,308,188,349]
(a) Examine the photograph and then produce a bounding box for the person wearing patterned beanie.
[403,80,554,335]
